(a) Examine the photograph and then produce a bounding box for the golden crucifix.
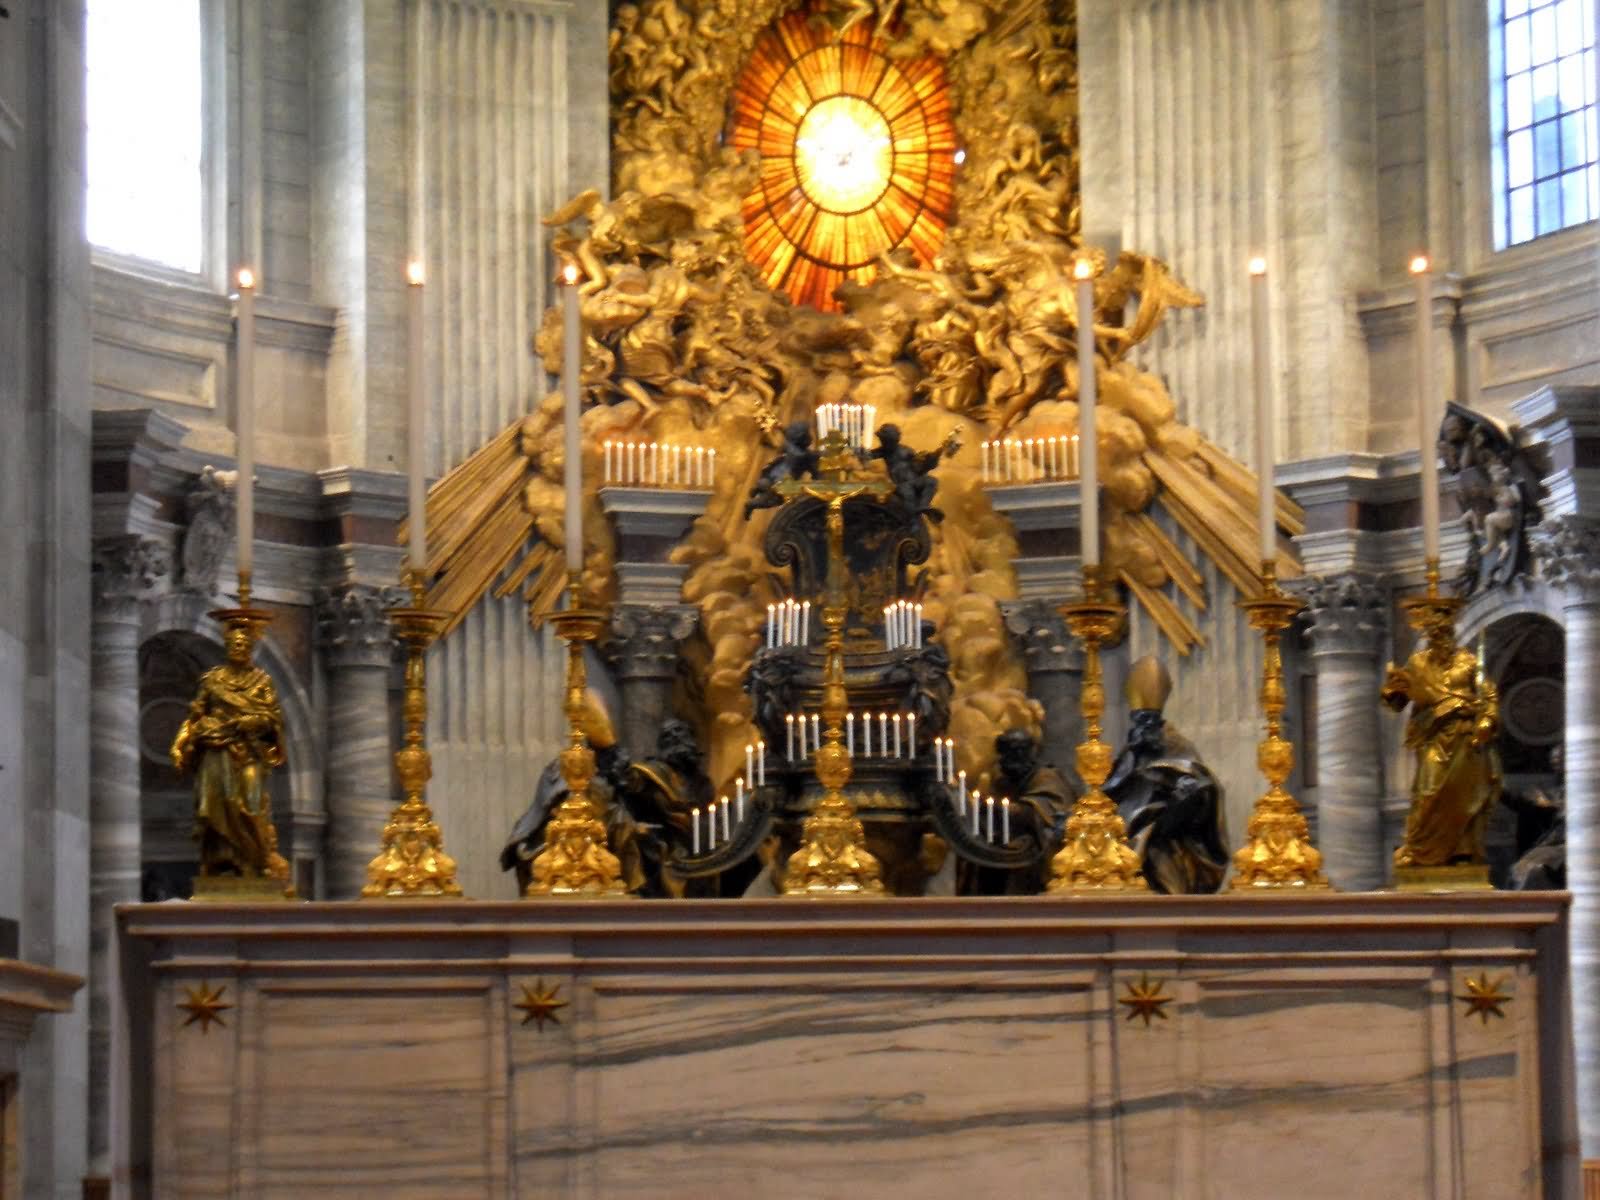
[775,435,892,895]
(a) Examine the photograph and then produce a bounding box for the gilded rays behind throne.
[730,9,958,310]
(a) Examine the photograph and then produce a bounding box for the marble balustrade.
[114,894,1577,1199]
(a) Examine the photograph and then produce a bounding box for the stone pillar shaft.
[1300,574,1389,891]
[88,535,167,1172]
[1004,601,1084,768]
[604,606,698,761]
[316,586,398,899]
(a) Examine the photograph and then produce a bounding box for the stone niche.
[113,894,1577,1199]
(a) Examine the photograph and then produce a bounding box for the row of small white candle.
[930,736,958,783]
[980,435,1081,484]
[766,599,811,648]
[883,600,924,650]
[602,441,716,488]
[965,792,1011,843]
[816,402,877,449]
[690,793,748,855]
[844,711,916,758]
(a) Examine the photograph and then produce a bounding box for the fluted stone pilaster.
[603,606,698,759]
[88,534,169,1171]
[315,585,399,898]
[1534,515,1600,1157]
[1004,600,1085,769]
[1297,573,1389,892]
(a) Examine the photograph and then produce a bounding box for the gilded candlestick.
[362,568,462,898]
[525,577,630,898]
[1047,565,1147,892]
[1230,561,1328,889]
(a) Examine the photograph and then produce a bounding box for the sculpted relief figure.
[1103,657,1229,894]
[169,625,291,886]
[1381,618,1502,868]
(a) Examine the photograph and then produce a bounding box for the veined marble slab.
[114,895,1579,1199]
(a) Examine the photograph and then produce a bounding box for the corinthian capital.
[1002,600,1083,673]
[314,584,402,669]
[1533,515,1600,599]
[1294,572,1388,656]
[92,535,171,622]
[603,604,698,680]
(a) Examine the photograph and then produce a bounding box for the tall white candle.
[863,712,872,757]
[1249,257,1275,567]
[721,796,731,842]
[1412,255,1441,565]
[907,713,916,757]
[561,265,584,572]
[847,713,855,755]
[811,714,820,751]
[986,795,995,842]
[802,601,810,644]
[1002,798,1011,843]
[958,770,967,815]
[879,712,888,750]
[933,737,943,781]
[757,740,766,786]
[946,739,956,783]
[786,713,795,760]
[745,744,754,785]
[235,267,256,580]
[692,808,700,854]
[1075,257,1099,567]
[406,262,428,572]
[893,714,902,758]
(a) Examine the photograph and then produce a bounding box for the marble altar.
[114,894,1578,1199]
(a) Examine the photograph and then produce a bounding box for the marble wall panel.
[570,977,1095,1199]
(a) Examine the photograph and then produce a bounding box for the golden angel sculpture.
[1380,620,1502,870]
[170,623,293,891]
[411,0,1305,791]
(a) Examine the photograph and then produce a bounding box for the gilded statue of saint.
[170,625,290,883]
[1381,622,1502,868]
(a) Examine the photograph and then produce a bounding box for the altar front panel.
[114,895,1577,1199]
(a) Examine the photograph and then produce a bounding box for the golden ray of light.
[730,3,959,311]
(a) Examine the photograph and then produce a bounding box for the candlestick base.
[1230,567,1329,890]
[362,577,464,899]
[1047,569,1148,892]
[780,742,885,897]
[525,585,632,899]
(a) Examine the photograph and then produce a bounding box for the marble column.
[603,606,698,761]
[1534,515,1600,1157]
[1003,600,1085,770]
[315,585,398,899]
[1297,573,1389,892]
[88,534,168,1173]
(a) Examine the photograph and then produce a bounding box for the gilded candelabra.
[1047,565,1147,892]
[1230,562,1328,889]
[525,577,630,898]
[361,568,463,898]
[777,433,888,896]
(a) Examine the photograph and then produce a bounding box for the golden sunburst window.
[729,8,960,312]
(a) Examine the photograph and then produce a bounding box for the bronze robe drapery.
[1382,646,1501,867]
[171,664,288,878]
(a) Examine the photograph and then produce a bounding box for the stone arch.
[139,590,326,894]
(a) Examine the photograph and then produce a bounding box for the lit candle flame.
[1409,254,1431,275]
[1247,256,1267,276]
[562,262,580,286]
[236,266,256,290]
[406,260,425,286]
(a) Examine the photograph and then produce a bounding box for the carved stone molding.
[91,535,171,623]
[1533,515,1600,602]
[1294,572,1388,657]
[603,605,698,680]
[1002,600,1083,674]
[314,584,400,670]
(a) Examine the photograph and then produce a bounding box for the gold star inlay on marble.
[177,981,232,1033]
[1456,972,1512,1024]
[1118,974,1174,1027]
[515,980,569,1030]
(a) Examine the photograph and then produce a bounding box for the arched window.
[1491,0,1598,248]
[86,0,206,274]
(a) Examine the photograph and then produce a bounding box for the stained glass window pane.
[86,0,204,273]
[1493,0,1597,247]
